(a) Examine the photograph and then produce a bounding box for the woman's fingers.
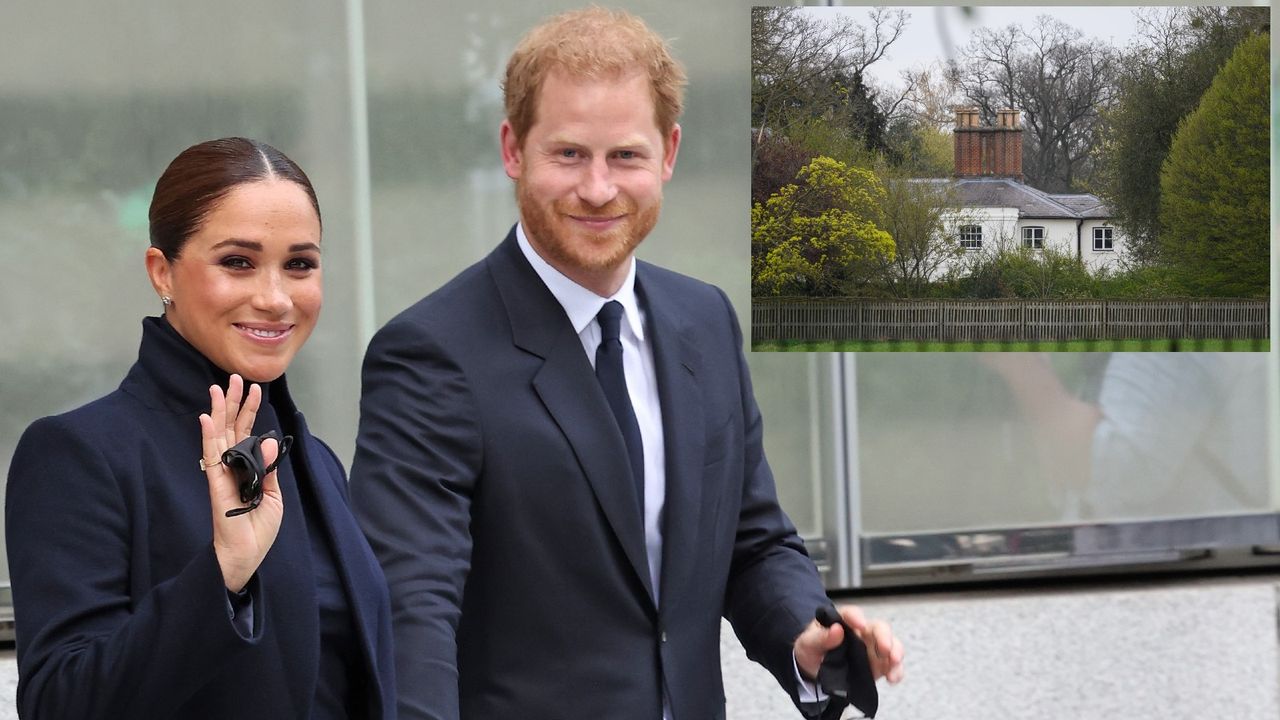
[234,383,262,441]
[198,412,218,467]
[212,375,261,446]
[223,374,243,447]
[260,436,282,497]
[198,412,230,503]
[205,378,276,519]
[208,384,227,445]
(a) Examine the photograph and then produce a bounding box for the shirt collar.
[516,222,645,341]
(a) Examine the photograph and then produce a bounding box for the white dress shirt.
[516,225,666,601]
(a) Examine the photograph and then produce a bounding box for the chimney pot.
[997,108,1021,128]
[954,107,980,128]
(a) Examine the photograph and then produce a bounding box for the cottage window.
[959,225,983,250]
[1022,226,1045,249]
[1093,226,1114,251]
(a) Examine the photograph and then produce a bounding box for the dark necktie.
[595,301,645,516]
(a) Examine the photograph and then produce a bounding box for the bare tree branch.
[955,16,1117,192]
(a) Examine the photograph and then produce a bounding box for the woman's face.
[148,179,322,383]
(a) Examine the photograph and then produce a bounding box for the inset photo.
[750,6,1270,351]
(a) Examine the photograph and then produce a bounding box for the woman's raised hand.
[199,374,285,592]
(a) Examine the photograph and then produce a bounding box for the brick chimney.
[953,107,1023,181]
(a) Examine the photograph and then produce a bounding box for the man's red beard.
[517,178,662,274]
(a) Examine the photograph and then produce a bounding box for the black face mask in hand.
[222,431,293,517]
[815,605,879,718]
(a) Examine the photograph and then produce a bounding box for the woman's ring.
[199,457,223,471]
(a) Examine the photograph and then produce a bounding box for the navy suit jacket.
[6,317,396,719]
[351,229,846,720]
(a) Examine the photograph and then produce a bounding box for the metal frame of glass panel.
[833,353,1280,590]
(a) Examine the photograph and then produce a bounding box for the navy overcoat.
[6,316,395,719]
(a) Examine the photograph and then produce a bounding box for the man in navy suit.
[350,8,903,720]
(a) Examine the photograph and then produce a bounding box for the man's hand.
[794,605,904,685]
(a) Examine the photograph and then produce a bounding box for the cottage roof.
[913,177,1111,221]
[1047,193,1112,218]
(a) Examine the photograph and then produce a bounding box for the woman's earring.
[161,296,172,307]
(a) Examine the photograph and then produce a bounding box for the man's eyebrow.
[543,134,653,148]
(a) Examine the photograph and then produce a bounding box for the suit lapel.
[637,266,706,617]
[531,333,654,602]
[489,231,655,604]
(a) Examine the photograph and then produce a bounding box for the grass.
[752,338,1271,352]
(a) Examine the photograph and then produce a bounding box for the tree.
[956,16,1116,192]
[1095,6,1268,262]
[899,63,963,133]
[750,131,814,206]
[752,156,895,296]
[751,7,907,152]
[1159,32,1269,297]
[874,177,965,297]
[882,120,953,177]
[774,69,893,159]
[783,115,876,170]
[877,62,960,176]
[835,69,890,154]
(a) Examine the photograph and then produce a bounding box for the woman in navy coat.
[5,137,395,719]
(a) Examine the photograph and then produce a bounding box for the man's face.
[501,69,680,293]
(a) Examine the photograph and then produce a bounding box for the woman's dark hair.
[149,137,321,260]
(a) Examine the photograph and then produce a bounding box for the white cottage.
[929,108,1124,275]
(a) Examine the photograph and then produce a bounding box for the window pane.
[1023,226,1044,248]
[1093,227,1113,251]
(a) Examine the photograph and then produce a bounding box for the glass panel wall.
[852,351,1278,583]
[0,0,362,584]
[856,352,1273,532]
[0,0,768,591]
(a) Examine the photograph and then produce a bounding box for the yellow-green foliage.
[752,156,895,296]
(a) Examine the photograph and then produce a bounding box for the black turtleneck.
[136,316,364,718]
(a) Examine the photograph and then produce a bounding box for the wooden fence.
[752,298,1271,343]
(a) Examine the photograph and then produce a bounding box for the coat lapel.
[290,412,388,716]
[252,403,317,719]
[636,266,705,617]
[488,231,654,604]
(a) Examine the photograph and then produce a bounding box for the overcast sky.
[805,5,1153,90]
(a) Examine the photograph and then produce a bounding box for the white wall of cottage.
[932,209,1127,280]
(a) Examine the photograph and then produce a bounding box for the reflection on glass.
[858,353,1272,534]
[1078,354,1265,517]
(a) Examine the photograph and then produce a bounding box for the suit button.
[660,631,668,643]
